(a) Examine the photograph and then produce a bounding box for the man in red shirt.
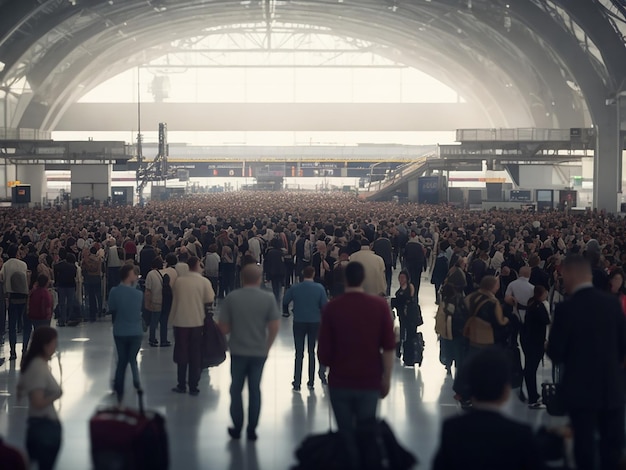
[318,261,395,467]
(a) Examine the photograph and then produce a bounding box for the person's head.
[360,239,370,248]
[90,246,98,255]
[479,275,500,294]
[119,263,137,285]
[241,264,263,287]
[561,254,592,294]
[21,327,58,372]
[151,257,163,270]
[303,266,315,280]
[468,348,511,405]
[500,265,511,277]
[609,268,625,295]
[165,253,178,267]
[528,255,540,268]
[398,269,410,286]
[187,256,201,273]
[532,285,548,303]
[345,262,365,288]
[7,244,18,259]
[338,247,350,261]
[37,274,48,288]
[441,283,457,302]
[208,244,217,254]
[519,266,531,278]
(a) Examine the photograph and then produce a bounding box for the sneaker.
[9,352,17,361]
[189,389,200,396]
[528,402,545,410]
[292,382,301,392]
[282,312,290,318]
[160,341,172,348]
[247,430,258,442]
[172,386,186,394]
[228,427,241,440]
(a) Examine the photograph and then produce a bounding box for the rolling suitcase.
[90,390,169,470]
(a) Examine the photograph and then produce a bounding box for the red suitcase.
[89,390,169,470]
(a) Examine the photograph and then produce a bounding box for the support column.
[71,164,111,202]
[15,164,46,206]
[594,113,620,212]
[407,178,419,202]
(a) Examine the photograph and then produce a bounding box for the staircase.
[363,153,435,201]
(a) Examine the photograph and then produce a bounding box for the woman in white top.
[17,327,62,470]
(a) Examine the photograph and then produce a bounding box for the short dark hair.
[187,256,200,271]
[303,266,315,279]
[468,348,511,402]
[7,244,18,258]
[165,253,178,267]
[119,263,135,282]
[152,257,163,269]
[66,253,76,264]
[37,274,49,288]
[345,262,365,288]
[562,254,592,274]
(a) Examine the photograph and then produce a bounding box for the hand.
[380,376,391,399]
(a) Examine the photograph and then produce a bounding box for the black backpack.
[159,271,173,313]
[450,296,470,339]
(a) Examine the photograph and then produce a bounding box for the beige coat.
[350,248,387,297]
[169,272,215,328]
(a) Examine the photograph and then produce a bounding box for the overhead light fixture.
[0,61,5,73]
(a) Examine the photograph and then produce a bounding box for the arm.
[381,350,394,398]
[144,289,153,311]
[266,319,280,353]
[493,302,509,326]
[547,304,566,364]
[217,298,231,335]
[29,388,62,410]
[504,284,516,306]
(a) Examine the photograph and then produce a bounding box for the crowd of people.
[0,191,625,469]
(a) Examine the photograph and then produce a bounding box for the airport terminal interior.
[0,0,626,469]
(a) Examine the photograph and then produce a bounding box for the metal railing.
[456,128,580,142]
[0,128,52,140]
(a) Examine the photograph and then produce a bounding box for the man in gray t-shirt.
[218,264,280,441]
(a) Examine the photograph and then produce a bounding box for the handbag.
[542,365,567,417]
[201,312,227,368]
[463,298,495,345]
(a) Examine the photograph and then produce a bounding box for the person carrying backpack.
[144,256,177,348]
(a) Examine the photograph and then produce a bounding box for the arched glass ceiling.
[79,28,464,105]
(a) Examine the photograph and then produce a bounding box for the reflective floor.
[0,276,562,470]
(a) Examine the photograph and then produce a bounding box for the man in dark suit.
[433,348,545,470]
[373,232,393,296]
[403,231,425,302]
[548,255,626,470]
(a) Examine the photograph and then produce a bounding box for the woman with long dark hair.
[17,327,62,470]
[393,269,422,367]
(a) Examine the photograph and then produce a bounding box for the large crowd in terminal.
[1,191,626,469]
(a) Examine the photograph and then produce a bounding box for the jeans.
[8,302,29,354]
[569,407,625,470]
[57,287,75,324]
[230,355,267,433]
[293,322,320,387]
[329,387,380,469]
[85,276,102,321]
[113,335,143,401]
[26,417,62,470]
[385,266,393,297]
[149,308,169,343]
[285,259,295,288]
[407,264,422,302]
[220,264,235,297]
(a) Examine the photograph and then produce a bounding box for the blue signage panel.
[418,176,440,204]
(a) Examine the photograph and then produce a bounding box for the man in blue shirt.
[283,266,328,391]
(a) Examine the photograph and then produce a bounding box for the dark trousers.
[85,277,102,321]
[293,322,320,387]
[329,387,380,469]
[434,282,442,304]
[270,277,283,305]
[296,260,310,282]
[230,355,267,433]
[107,267,120,296]
[521,341,543,404]
[208,277,219,303]
[32,319,51,329]
[149,308,169,343]
[569,407,625,470]
[174,326,203,390]
[385,266,393,297]
[285,259,295,288]
[57,287,75,324]
[8,302,29,354]
[220,264,235,298]
[113,335,142,400]
[26,417,62,470]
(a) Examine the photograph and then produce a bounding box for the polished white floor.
[0,275,562,470]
